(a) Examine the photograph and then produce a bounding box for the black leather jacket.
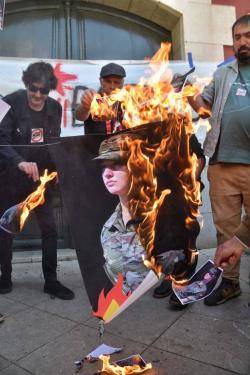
[0,89,62,169]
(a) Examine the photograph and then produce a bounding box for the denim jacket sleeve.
[201,77,215,107]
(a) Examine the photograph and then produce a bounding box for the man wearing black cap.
[76,62,126,134]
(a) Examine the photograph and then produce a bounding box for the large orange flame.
[99,355,152,374]
[20,169,57,230]
[90,42,199,129]
[122,136,171,275]
[91,42,201,277]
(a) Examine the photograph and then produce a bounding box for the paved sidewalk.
[0,249,249,375]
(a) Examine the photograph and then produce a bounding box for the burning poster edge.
[104,270,158,324]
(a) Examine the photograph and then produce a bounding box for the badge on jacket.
[236,88,247,96]
[31,128,44,143]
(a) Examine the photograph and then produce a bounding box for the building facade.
[1,0,245,62]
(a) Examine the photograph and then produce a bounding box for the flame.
[19,169,57,230]
[198,106,211,118]
[91,42,202,276]
[93,274,130,321]
[99,355,152,374]
[122,115,201,276]
[123,136,171,276]
[90,42,199,129]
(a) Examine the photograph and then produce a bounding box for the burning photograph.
[172,260,223,305]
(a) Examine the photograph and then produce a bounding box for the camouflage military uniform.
[101,203,148,294]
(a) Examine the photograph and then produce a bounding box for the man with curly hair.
[0,61,74,300]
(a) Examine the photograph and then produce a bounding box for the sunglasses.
[28,84,50,95]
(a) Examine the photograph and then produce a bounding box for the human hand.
[214,236,245,270]
[17,161,39,182]
[80,89,97,112]
[172,73,188,86]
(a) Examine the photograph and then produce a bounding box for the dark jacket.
[0,89,62,169]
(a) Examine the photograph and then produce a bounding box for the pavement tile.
[3,280,53,307]
[18,324,147,375]
[0,357,10,371]
[0,364,33,375]
[85,290,185,345]
[53,260,84,289]
[0,296,29,317]
[1,253,249,375]
[141,347,238,375]
[190,292,250,323]
[152,312,250,374]
[7,263,49,307]
[34,286,92,323]
[238,254,250,291]
[7,261,82,307]
[0,308,77,361]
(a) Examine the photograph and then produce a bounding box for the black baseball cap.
[100,63,126,78]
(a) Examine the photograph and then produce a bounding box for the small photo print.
[172,259,223,305]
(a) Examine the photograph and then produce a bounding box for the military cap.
[94,132,138,161]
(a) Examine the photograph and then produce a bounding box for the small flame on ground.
[99,355,152,375]
[20,169,57,230]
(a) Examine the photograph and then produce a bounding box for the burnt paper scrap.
[115,354,147,368]
[85,343,122,362]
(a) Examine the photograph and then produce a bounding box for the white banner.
[0,57,218,137]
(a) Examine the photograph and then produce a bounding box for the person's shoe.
[172,251,198,281]
[204,278,241,306]
[169,292,188,309]
[44,280,75,300]
[0,279,12,294]
[153,279,172,298]
[0,313,4,323]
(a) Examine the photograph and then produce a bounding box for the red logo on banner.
[54,63,77,97]
[54,63,77,128]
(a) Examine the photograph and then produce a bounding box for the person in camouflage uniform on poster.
[94,133,149,294]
